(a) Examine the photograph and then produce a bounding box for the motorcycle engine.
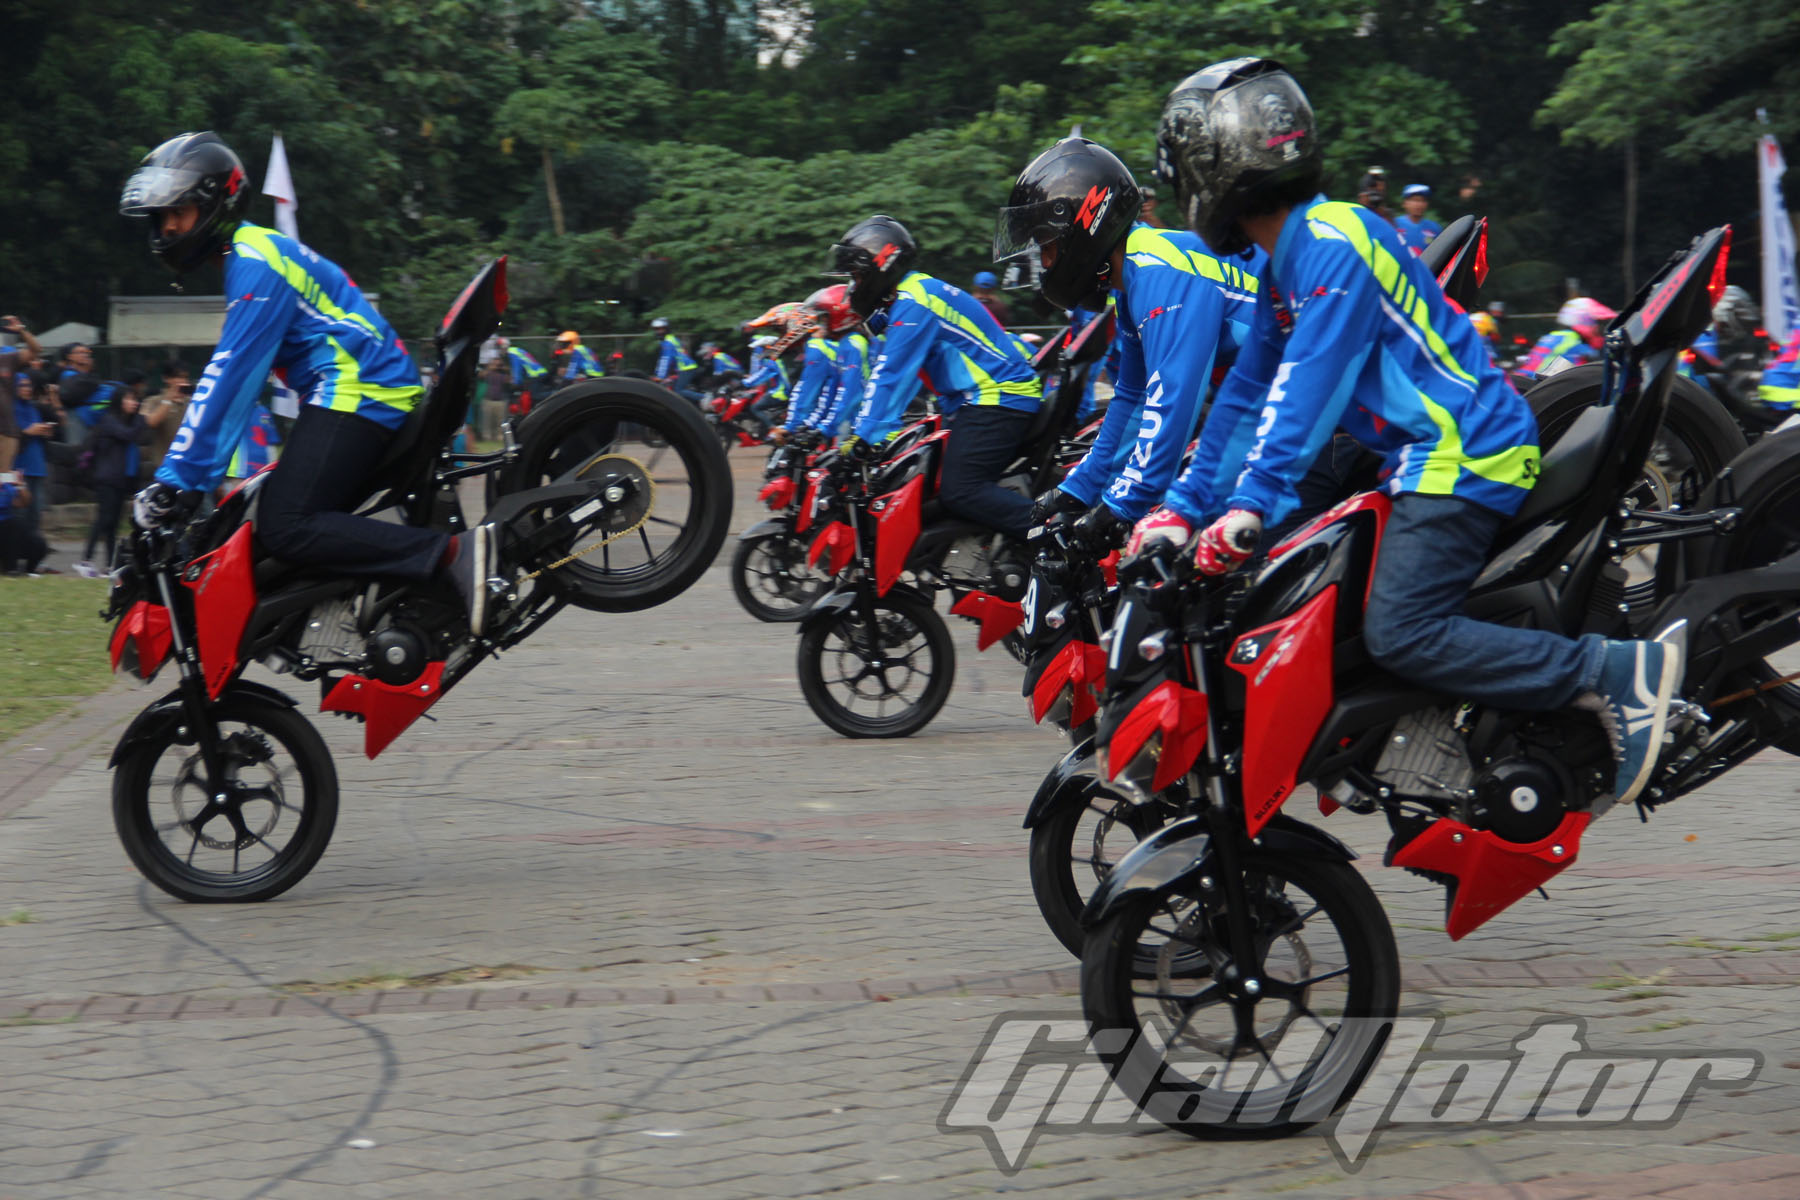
[938,535,1030,601]
[291,599,361,669]
[1370,709,1475,802]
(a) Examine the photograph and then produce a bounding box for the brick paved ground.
[2,453,1798,1197]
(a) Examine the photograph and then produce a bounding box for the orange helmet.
[1468,311,1499,343]
[745,302,818,355]
[554,330,579,355]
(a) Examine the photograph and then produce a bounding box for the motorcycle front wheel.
[731,529,829,622]
[503,380,732,613]
[1028,758,1180,963]
[1082,844,1399,1138]
[797,589,955,738]
[113,691,339,903]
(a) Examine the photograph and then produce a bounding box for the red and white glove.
[1123,507,1194,558]
[1193,509,1263,575]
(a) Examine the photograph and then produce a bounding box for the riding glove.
[1123,507,1195,559]
[1193,509,1263,575]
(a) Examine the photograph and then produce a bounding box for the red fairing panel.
[110,600,173,681]
[1029,639,1107,726]
[949,589,1025,651]
[873,474,924,596]
[320,661,448,759]
[184,524,258,700]
[1269,491,1392,566]
[1106,680,1209,793]
[1391,811,1590,940]
[1229,585,1337,837]
[759,477,796,511]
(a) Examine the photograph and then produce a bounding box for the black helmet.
[1711,285,1761,346]
[1156,58,1321,257]
[995,138,1143,311]
[119,132,251,274]
[824,215,917,317]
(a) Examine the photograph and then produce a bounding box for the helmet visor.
[822,242,865,278]
[120,165,205,216]
[992,199,1071,263]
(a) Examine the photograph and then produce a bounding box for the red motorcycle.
[703,382,771,451]
[1067,226,1800,1136]
[793,313,1113,737]
[104,259,733,902]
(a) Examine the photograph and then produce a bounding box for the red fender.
[320,661,447,759]
[949,589,1025,651]
[1392,812,1590,940]
[110,600,173,682]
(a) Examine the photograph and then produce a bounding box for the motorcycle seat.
[1501,403,1616,533]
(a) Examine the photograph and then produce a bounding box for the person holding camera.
[140,361,192,482]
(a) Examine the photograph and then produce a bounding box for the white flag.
[1759,132,1799,342]
[263,133,299,243]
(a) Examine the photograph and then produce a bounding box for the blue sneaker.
[1588,640,1683,804]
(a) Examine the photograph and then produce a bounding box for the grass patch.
[1631,1017,1697,1033]
[1592,967,1673,992]
[0,575,116,743]
[0,910,36,926]
[0,1013,78,1028]
[280,963,544,993]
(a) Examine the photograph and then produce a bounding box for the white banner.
[1760,133,1799,342]
[262,134,300,243]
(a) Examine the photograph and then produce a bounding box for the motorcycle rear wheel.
[1704,428,1800,753]
[113,692,339,903]
[1082,846,1399,1138]
[503,381,732,613]
[731,529,829,622]
[797,589,955,738]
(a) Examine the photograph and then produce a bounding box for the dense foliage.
[1,0,1790,350]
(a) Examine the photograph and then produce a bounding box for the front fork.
[1186,619,1267,1032]
[154,565,229,790]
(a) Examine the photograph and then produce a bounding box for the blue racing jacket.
[560,342,603,379]
[706,350,743,376]
[654,335,696,378]
[744,355,790,400]
[1164,197,1539,527]
[851,271,1040,445]
[1518,329,1599,378]
[1762,330,1800,409]
[157,223,421,492]
[508,345,548,387]
[789,337,840,430]
[1059,227,1263,521]
[809,333,872,434]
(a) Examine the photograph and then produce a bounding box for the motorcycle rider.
[997,137,1262,547]
[1763,329,1800,411]
[698,342,744,390]
[828,214,1043,540]
[119,132,499,633]
[740,333,792,436]
[651,317,703,407]
[1518,296,1615,378]
[1131,59,1681,806]
[789,286,871,443]
[554,330,603,381]
[500,336,551,415]
[766,305,840,446]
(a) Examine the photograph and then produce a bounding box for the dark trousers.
[0,519,47,572]
[257,405,449,581]
[751,394,787,433]
[86,483,128,566]
[940,405,1035,542]
[1362,492,1604,710]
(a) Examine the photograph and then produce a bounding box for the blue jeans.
[1363,493,1605,710]
[940,405,1034,542]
